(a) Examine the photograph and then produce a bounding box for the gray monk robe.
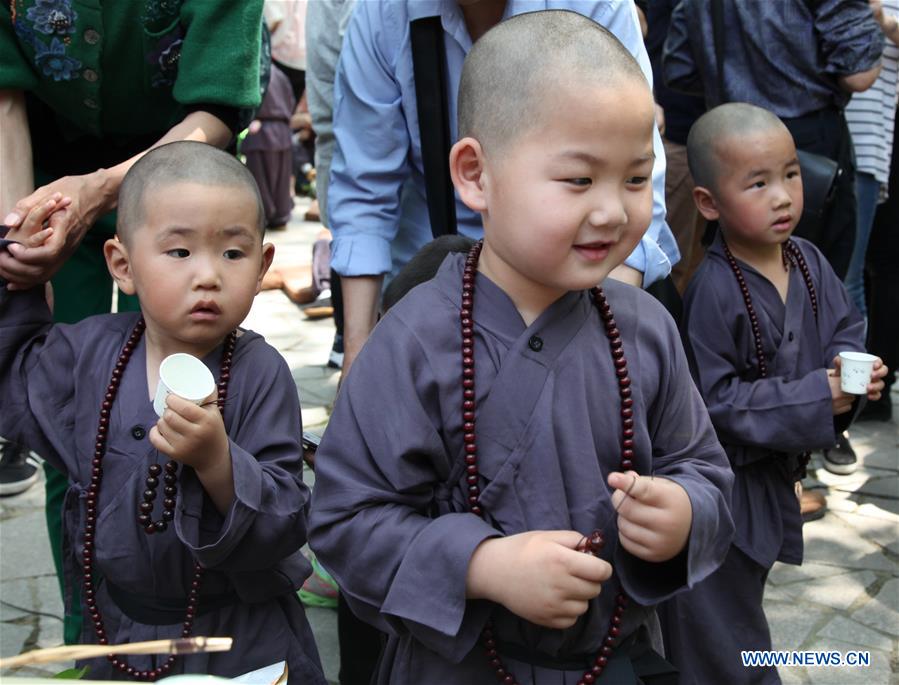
[0,284,325,682]
[660,235,866,685]
[309,254,734,684]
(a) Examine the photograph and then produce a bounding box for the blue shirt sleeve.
[603,0,678,284]
[328,0,409,276]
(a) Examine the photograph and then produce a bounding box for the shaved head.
[687,103,792,190]
[117,141,265,242]
[457,10,649,155]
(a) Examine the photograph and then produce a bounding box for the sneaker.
[299,554,339,609]
[327,334,344,370]
[822,432,858,475]
[0,441,39,496]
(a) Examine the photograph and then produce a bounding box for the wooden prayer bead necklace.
[721,238,818,476]
[462,240,631,685]
[84,318,236,681]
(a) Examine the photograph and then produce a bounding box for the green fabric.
[2,0,263,138]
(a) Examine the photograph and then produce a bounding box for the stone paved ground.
[1,199,896,682]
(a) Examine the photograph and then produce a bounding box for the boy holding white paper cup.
[0,142,325,681]
[660,103,888,684]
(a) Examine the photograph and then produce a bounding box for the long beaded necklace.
[461,241,631,685]
[83,318,237,681]
[721,238,818,477]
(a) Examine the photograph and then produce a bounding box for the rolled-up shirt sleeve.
[815,0,884,76]
[328,0,411,277]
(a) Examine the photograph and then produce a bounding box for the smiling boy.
[309,12,733,684]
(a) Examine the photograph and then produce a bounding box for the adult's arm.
[604,1,678,287]
[817,0,884,92]
[0,111,231,287]
[0,91,33,218]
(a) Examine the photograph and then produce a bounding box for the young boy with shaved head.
[309,12,734,684]
[0,141,325,681]
[661,103,887,684]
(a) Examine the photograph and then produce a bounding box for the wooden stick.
[0,636,232,669]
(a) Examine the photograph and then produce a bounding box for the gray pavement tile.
[764,599,831,651]
[304,605,338,685]
[831,510,899,555]
[850,600,899,638]
[855,499,899,522]
[777,570,878,611]
[852,476,899,499]
[817,615,895,651]
[0,511,55,582]
[801,514,899,573]
[874,578,899,613]
[768,560,859,586]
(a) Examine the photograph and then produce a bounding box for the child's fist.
[149,392,229,472]
[608,471,692,563]
[467,530,612,629]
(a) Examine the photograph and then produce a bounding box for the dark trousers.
[782,108,857,280]
[659,545,780,685]
[865,107,899,392]
[337,593,383,685]
[245,149,294,228]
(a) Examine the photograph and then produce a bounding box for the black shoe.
[0,441,38,496]
[822,432,858,475]
[327,334,344,370]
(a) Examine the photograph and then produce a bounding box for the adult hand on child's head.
[1,172,114,288]
[466,530,612,630]
[2,193,70,289]
[149,392,230,473]
[608,471,692,564]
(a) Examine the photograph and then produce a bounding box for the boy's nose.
[193,258,222,289]
[587,193,627,229]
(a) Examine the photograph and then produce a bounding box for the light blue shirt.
[328,0,678,286]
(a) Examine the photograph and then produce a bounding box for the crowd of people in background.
[0,1,896,683]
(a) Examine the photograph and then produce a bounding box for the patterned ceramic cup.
[153,353,215,417]
[838,351,877,395]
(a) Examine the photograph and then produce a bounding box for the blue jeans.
[844,172,880,317]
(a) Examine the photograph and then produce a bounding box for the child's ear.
[255,242,276,294]
[450,137,487,212]
[693,186,720,222]
[103,236,136,295]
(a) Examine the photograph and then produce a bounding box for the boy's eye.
[564,177,592,187]
[626,176,649,187]
[166,248,189,258]
[224,249,245,260]
[787,170,800,179]
[751,180,766,189]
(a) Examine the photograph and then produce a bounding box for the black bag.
[710,0,841,244]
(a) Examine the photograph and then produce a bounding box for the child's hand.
[3,193,71,289]
[466,530,612,629]
[149,392,229,472]
[832,355,889,403]
[4,192,67,246]
[827,369,855,415]
[608,471,692,563]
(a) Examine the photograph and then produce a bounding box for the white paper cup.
[153,353,216,417]
[838,351,877,395]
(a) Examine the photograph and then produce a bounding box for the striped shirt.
[846,0,899,196]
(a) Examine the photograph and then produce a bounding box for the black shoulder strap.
[410,16,458,238]
[710,0,726,104]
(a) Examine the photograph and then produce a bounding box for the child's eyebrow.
[156,226,195,241]
[220,226,256,240]
[553,150,656,164]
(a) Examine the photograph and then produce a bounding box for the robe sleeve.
[0,283,75,475]
[174,340,311,574]
[614,301,734,601]
[308,315,501,663]
[685,274,835,461]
